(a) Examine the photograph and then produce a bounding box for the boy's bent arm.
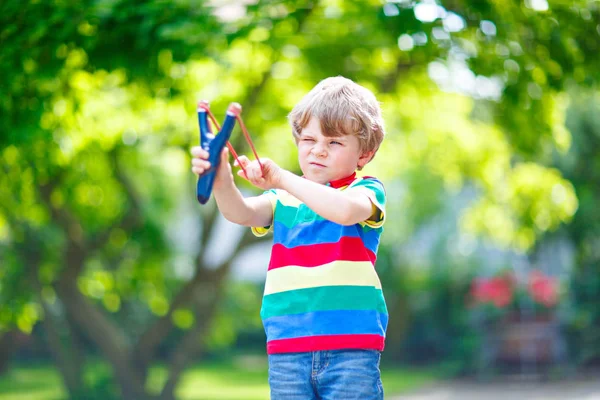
[278,171,374,226]
[214,180,273,227]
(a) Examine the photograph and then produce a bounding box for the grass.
[0,355,443,400]
[0,364,65,400]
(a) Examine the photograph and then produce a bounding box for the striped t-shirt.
[252,176,388,354]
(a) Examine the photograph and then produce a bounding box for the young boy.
[191,76,388,399]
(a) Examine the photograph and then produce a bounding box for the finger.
[241,163,254,179]
[192,166,205,176]
[220,147,229,163]
[191,146,209,159]
[237,169,248,180]
[252,176,267,187]
[253,162,266,178]
[192,159,211,169]
[238,168,265,187]
[234,155,250,168]
[248,159,266,177]
[248,166,261,182]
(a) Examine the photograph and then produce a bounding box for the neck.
[329,172,357,189]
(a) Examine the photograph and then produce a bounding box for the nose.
[311,143,327,158]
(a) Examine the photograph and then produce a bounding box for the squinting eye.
[330,141,342,145]
[303,138,315,142]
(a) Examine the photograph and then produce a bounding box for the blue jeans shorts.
[268,349,384,399]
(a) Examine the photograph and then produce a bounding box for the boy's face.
[297,117,370,184]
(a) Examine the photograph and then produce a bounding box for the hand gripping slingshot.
[196,100,264,204]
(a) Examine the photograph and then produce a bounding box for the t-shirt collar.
[328,172,357,189]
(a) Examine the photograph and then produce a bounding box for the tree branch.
[56,280,149,399]
[132,272,204,375]
[133,229,266,377]
[0,331,18,375]
[158,270,226,400]
[11,225,86,396]
[88,146,144,253]
[35,167,88,281]
[158,228,265,397]
[37,171,85,248]
[39,297,86,394]
[200,204,220,252]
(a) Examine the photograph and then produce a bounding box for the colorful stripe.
[272,220,381,253]
[267,334,385,354]
[252,177,388,354]
[274,203,317,227]
[275,190,303,208]
[264,260,381,295]
[263,309,388,340]
[269,237,376,270]
[261,285,387,319]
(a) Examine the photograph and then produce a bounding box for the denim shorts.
[268,349,384,399]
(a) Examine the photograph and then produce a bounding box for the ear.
[357,150,375,169]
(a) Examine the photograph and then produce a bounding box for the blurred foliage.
[376,237,480,371]
[557,91,600,366]
[451,0,600,156]
[0,0,599,397]
[204,282,264,350]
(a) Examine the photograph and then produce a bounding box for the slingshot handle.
[196,102,242,204]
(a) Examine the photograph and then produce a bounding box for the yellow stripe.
[277,190,302,208]
[264,260,382,295]
[251,225,271,236]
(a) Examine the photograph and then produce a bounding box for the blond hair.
[288,76,385,160]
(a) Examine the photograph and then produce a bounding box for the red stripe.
[268,237,376,270]
[266,334,385,354]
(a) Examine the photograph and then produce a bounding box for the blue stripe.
[263,309,388,340]
[272,220,381,253]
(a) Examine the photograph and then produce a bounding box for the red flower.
[528,270,558,308]
[471,275,513,308]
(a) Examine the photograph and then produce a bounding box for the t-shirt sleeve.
[348,178,386,228]
[250,189,278,237]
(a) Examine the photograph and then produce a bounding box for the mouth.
[309,162,326,168]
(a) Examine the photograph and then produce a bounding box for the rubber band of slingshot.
[205,110,243,169]
[197,103,258,178]
[235,115,265,176]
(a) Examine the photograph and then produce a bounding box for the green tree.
[553,91,600,365]
[1,0,597,398]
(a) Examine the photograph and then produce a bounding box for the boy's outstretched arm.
[214,179,273,228]
[236,157,377,226]
[278,170,375,226]
[191,147,273,227]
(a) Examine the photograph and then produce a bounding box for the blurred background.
[1,0,599,399]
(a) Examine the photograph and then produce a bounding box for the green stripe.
[275,202,381,233]
[275,202,314,226]
[261,285,387,319]
[350,179,386,207]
